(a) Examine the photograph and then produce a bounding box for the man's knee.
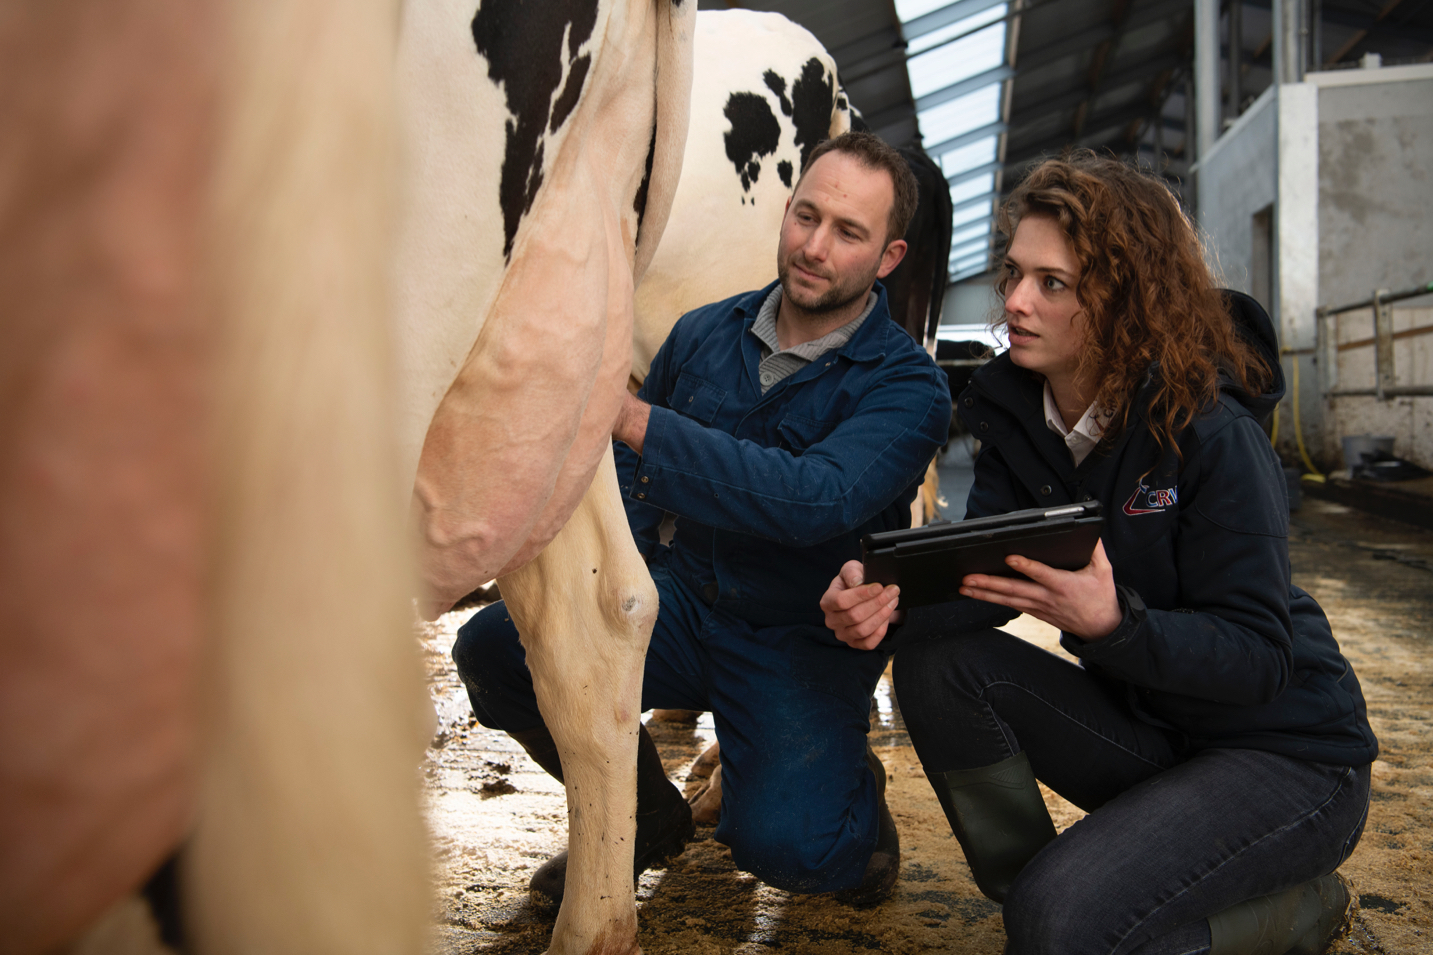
[451,601,534,730]
[724,814,869,894]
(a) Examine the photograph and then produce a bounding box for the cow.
[0,2,431,953]
[393,2,695,953]
[1,3,695,955]
[633,9,854,385]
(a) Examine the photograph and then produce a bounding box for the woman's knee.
[1002,849,1119,955]
[894,628,1024,714]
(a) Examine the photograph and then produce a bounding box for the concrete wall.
[1314,64,1433,467]
[1196,86,1278,304]
[1329,308,1433,468]
[1316,67,1433,309]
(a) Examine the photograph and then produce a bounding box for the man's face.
[777,152,906,315]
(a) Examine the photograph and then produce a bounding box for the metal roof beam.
[904,0,1010,42]
[949,261,996,283]
[946,159,1004,186]
[1005,101,1158,167]
[1008,51,1181,129]
[950,234,996,259]
[948,189,1000,216]
[1015,0,1191,69]
[914,65,1016,113]
[1239,0,1433,45]
[925,120,1009,156]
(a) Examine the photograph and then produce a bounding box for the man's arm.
[628,357,950,547]
[612,393,651,455]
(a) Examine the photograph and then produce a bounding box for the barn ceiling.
[703,0,1433,285]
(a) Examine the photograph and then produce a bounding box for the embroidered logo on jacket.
[1122,478,1178,515]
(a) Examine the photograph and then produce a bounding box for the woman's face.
[1002,215,1087,394]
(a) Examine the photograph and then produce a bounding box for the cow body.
[632,10,852,382]
[395,5,693,951]
[2,2,694,955]
[0,2,430,953]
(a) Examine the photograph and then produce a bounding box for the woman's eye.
[1044,276,1066,291]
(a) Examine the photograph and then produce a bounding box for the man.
[452,131,951,910]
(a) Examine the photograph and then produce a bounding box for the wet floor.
[418,496,1433,954]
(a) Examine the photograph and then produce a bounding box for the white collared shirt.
[1042,380,1106,466]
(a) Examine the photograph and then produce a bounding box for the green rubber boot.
[924,751,1057,903]
[1208,872,1356,955]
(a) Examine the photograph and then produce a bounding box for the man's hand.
[821,560,902,650]
[613,392,651,454]
[958,539,1121,641]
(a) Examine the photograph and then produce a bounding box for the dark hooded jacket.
[953,291,1377,767]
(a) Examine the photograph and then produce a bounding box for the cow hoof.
[688,764,722,826]
[687,741,720,781]
[649,708,702,724]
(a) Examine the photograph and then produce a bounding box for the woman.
[821,152,1376,955]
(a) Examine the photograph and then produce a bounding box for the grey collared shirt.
[749,285,878,393]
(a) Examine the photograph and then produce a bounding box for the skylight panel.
[906,5,1007,56]
[899,0,1015,281]
[949,172,995,204]
[951,222,991,247]
[952,201,992,230]
[935,138,998,178]
[915,85,1002,145]
[907,23,1006,100]
[895,0,962,21]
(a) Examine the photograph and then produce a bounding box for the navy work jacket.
[615,281,951,629]
[956,291,1377,767]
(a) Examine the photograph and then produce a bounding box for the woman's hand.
[959,539,1122,641]
[820,560,903,650]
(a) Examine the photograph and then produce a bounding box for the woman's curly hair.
[995,150,1270,451]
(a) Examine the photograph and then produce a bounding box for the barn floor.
[418,496,1433,954]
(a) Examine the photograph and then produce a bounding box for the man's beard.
[778,254,880,316]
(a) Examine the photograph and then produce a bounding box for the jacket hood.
[1222,290,1284,426]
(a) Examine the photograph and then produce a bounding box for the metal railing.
[1318,280,1433,399]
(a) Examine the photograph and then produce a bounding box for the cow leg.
[499,444,658,955]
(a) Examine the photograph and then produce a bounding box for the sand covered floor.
[419,497,1433,954]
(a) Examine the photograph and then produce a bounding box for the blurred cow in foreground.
[1,1,692,954]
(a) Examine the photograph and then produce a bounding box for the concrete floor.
[418,494,1433,954]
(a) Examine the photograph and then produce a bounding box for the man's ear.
[876,239,908,279]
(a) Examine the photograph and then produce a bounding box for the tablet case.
[861,502,1105,608]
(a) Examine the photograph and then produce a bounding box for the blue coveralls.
[454,281,951,892]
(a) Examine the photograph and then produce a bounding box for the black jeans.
[894,629,1371,955]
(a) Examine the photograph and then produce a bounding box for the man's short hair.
[797,131,919,246]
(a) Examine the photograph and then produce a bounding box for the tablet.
[861,502,1105,608]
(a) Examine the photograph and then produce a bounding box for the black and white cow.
[633,9,853,380]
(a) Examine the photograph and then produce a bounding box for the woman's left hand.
[959,539,1122,641]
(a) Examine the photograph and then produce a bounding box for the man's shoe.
[1208,872,1357,955]
[526,724,695,916]
[833,746,900,908]
[924,751,1057,903]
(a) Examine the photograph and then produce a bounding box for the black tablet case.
[861,502,1105,608]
